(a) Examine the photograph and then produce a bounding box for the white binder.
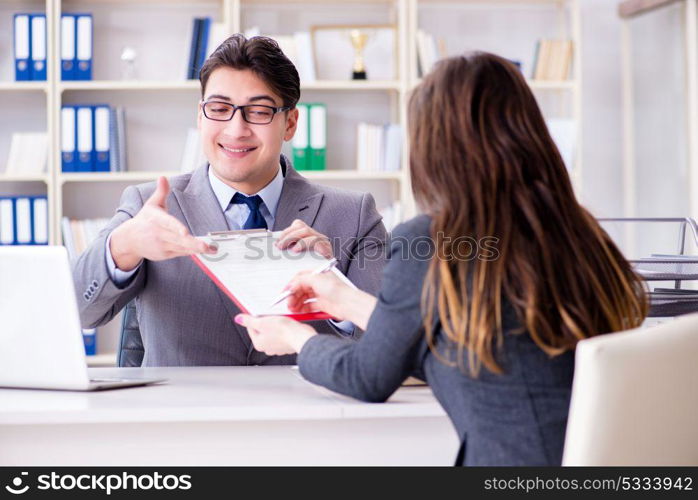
[60,15,76,79]
[32,198,49,245]
[30,14,46,79]
[61,106,77,171]
[14,198,32,245]
[0,199,15,245]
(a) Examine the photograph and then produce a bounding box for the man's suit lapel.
[173,164,230,236]
[273,162,324,231]
[171,165,254,348]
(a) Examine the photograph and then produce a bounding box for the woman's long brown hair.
[410,53,648,376]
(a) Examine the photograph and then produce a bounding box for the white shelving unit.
[412,0,583,193]
[1,0,583,362]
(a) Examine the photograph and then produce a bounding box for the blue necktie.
[231,193,268,230]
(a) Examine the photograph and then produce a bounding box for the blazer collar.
[272,155,324,231]
[174,155,324,236]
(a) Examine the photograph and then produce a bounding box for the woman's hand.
[285,271,350,319]
[235,314,316,355]
[285,271,378,330]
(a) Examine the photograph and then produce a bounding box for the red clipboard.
[190,254,332,322]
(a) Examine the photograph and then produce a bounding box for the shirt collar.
[207,163,285,216]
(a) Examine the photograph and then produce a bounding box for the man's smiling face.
[198,67,298,194]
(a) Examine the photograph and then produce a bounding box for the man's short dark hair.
[199,34,301,109]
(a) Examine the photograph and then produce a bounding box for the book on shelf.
[356,122,402,172]
[186,17,228,80]
[4,132,48,176]
[416,29,446,77]
[61,216,110,259]
[61,105,127,173]
[13,13,47,81]
[245,28,316,83]
[180,128,207,173]
[292,103,326,171]
[532,39,573,81]
[0,196,48,246]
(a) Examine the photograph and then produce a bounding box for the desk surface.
[0,366,446,425]
[0,367,457,465]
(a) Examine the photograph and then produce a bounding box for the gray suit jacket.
[298,215,576,466]
[73,157,388,366]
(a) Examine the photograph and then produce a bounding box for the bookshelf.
[1,0,583,362]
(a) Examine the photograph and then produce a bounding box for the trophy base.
[352,71,367,80]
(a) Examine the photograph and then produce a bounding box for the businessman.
[72,34,388,366]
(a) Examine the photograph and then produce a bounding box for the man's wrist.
[110,223,142,271]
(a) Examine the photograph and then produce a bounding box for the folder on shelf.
[195,17,212,78]
[61,106,77,172]
[186,18,202,79]
[292,103,310,170]
[30,14,47,81]
[0,198,16,245]
[14,197,32,245]
[75,14,93,81]
[93,105,111,172]
[309,103,326,171]
[61,14,76,80]
[13,14,31,81]
[76,106,94,172]
[32,197,48,245]
[191,230,348,320]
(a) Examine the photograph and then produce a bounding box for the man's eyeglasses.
[200,100,290,125]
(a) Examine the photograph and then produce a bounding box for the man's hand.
[110,176,216,271]
[275,219,333,259]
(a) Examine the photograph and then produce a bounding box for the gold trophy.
[349,29,368,80]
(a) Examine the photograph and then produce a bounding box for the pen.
[268,257,338,309]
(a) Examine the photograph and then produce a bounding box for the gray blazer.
[298,215,575,466]
[72,157,388,366]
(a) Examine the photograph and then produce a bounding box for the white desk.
[0,366,459,466]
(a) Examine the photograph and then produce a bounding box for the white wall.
[579,0,688,258]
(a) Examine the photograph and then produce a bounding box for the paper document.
[191,230,353,320]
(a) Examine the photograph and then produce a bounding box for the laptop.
[0,246,165,391]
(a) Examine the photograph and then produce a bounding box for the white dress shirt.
[105,164,354,335]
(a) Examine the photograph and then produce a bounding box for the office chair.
[116,300,144,367]
[563,313,698,465]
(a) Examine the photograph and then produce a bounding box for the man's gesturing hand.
[275,219,333,259]
[110,177,216,271]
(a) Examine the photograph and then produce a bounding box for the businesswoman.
[235,52,648,465]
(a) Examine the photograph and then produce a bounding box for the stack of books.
[245,28,316,84]
[416,29,445,77]
[60,13,93,80]
[532,39,573,81]
[292,103,326,171]
[61,217,110,259]
[0,196,49,246]
[356,123,402,172]
[13,13,47,81]
[61,105,127,173]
